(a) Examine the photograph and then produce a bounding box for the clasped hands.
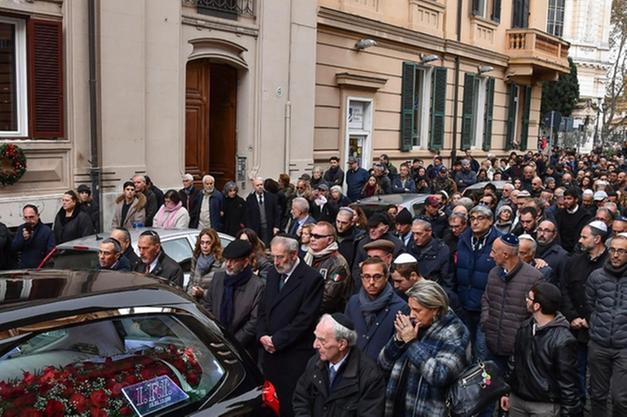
[394,312,420,344]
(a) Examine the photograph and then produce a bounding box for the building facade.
[314,0,571,168]
[0,0,317,229]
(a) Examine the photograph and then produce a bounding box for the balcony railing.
[184,0,255,19]
[506,28,569,63]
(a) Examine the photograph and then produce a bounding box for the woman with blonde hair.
[188,228,224,299]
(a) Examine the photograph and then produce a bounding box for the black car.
[0,269,278,417]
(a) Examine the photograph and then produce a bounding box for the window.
[547,0,565,37]
[472,0,501,22]
[401,62,447,151]
[0,314,227,415]
[0,16,27,136]
[461,73,495,151]
[505,83,532,150]
[162,237,193,264]
[512,0,530,28]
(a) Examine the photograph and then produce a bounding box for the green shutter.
[461,73,476,150]
[505,83,518,150]
[400,61,417,152]
[429,67,447,151]
[520,85,532,150]
[492,0,501,22]
[483,77,495,151]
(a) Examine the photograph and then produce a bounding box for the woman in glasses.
[153,189,190,229]
[187,228,224,299]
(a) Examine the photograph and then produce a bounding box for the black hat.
[395,208,413,225]
[367,212,391,228]
[77,184,91,194]
[331,313,354,331]
[222,240,253,259]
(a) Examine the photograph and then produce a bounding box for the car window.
[0,314,226,416]
[161,238,192,264]
[41,248,99,269]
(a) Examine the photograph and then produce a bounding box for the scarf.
[154,202,183,229]
[603,260,627,277]
[220,266,253,328]
[195,253,215,276]
[358,283,394,327]
[536,239,556,257]
[304,242,339,266]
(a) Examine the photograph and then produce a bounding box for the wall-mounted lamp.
[420,54,440,64]
[355,39,377,50]
[478,65,494,74]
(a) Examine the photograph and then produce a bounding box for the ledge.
[335,72,387,90]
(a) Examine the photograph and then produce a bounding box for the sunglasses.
[310,233,332,240]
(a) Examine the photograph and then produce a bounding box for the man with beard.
[335,207,362,270]
[304,221,352,314]
[134,230,183,287]
[534,220,568,284]
[586,233,627,417]
[202,240,265,358]
[190,174,224,232]
[561,221,609,401]
[345,256,408,361]
[11,204,55,268]
[351,212,404,292]
[556,188,593,253]
[257,236,323,417]
[323,156,345,187]
[417,195,449,238]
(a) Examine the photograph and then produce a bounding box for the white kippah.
[588,220,608,233]
[393,253,418,264]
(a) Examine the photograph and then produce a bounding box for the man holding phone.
[11,204,55,268]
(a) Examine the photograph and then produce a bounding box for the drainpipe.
[450,0,463,165]
[88,0,102,231]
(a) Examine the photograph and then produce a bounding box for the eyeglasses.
[310,233,332,240]
[361,274,386,282]
[525,295,536,303]
[609,247,627,256]
[536,227,556,233]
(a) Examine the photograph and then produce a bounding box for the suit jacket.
[134,251,184,287]
[245,191,281,235]
[286,215,316,235]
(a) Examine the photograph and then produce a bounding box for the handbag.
[446,361,510,417]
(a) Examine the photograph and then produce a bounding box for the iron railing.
[188,0,256,19]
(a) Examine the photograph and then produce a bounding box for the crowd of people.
[2,144,627,417]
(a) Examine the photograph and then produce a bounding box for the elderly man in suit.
[257,236,324,417]
[246,177,282,245]
[133,230,183,287]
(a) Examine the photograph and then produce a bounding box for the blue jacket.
[345,287,409,361]
[11,222,55,268]
[346,167,369,201]
[391,176,416,193]
[408,238,451,289]
[455,227,501,312]
[189,190,224,231]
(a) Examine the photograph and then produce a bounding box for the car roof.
[464,181,509,191]
[356,193,430,206]
[56,227,232,250]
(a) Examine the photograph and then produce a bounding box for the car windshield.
[0,314,226,416]
[42,248,99,269]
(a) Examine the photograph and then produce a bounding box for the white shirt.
[329,351,349,374]
[148,254,160,273]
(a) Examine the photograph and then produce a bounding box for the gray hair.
[319,314,357,347]
[202,174,215,183]
[406,280,449,316]
[518,234,537,253]
[449,212,467,225]
[131,174,146,184]
[182,173,194,182]
[502,183,514,192]
[469,204,494,221]
[596,207,614,220]
[337,207,355,218]
[582,189,594,197]
[271,236,299,253]
[101,238,122,254]
[292,197,310,214]
[412,218,432,231]
[330,185,343,194]
[112,227,131,244]
[224,181,239,193]
[458,197,475,211]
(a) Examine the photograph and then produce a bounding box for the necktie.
[258,195,264,206]
[278,273,287,290]
[144,263,150,274]
[329,366,337,388]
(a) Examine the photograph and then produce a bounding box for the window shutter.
[512,0,529,28]
[472,0,481,16]
[520,85,532,150]
[28,19,64,138]
[482,77,495,151]
[492,0,502,22]
[400,61,416,152]
[505,83,518,150]
[429,67,447,151]
[461,73,476,150]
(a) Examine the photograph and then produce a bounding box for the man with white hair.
[518,234,554,283]
[293,313,385,417]
[496,183,516,211]
[190,174,224,232]
[286,197,316,236]
[132,174,158,226]
[246,177,281,245]
[178,173,200,214]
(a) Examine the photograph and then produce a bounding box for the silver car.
[354,193,430,218]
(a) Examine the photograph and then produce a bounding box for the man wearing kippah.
[293,313,385,417]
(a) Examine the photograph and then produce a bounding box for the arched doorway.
[185,60,237,190]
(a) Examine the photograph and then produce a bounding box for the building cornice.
[318,7,509,67]
[181,14,259,37]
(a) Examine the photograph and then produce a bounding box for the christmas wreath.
[0,143,26,186]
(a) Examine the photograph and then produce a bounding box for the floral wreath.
[0,143,27,186]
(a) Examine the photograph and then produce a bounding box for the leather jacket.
[507,314,582,416]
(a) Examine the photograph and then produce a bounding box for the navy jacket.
[189,190,224,232]
[346,167,369,201]
[537,242,569,285]
[98,255,131,272]
[408,238,452,289]
[391,176,417,193]
[455,227,501,312]
[11,222,55,268]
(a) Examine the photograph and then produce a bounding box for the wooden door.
[185,60,237,190]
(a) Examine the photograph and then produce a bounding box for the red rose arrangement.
[0,143,27,186]
[0,345,203,417]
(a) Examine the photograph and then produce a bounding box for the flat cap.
[77,184,91,194]
[363,239,395,253]
[331,313,355,331]
[316,183,329,191]
[223,240,253,259]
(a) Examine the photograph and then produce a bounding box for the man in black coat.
[293,313,385,417]
[246,177,281,246]
[134,230,183,287]
[111,227,141,269]
[11,205,55,268]
[257,236,324,417]
[97,238,131,272]
[556,188,592,253]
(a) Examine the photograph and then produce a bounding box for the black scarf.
[603,260,627,278]
[536,239,556,258]
[220,266,253,327]
[358,283,394,327]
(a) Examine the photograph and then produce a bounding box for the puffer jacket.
[310,250,353,314]
[455,227,501,312]
[508,314,582,417]
[481,262,542,356]
[586,261,627,349]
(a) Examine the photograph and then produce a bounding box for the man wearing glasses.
[134,230,183,287]
[586,233,627,417]
[345,256,408,361]
[534,220,568,284]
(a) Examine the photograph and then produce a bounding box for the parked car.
[38,228,235,288]
[0,269,278,417]
[461,180,510,199]
[353,193,430,218]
